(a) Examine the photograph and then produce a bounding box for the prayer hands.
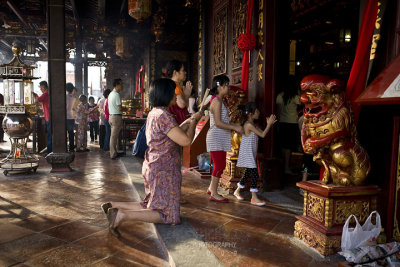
[183,81,193,97]
[266,114,277,125]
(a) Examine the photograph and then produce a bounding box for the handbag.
[341,211,381,251]
[132,123,148,158]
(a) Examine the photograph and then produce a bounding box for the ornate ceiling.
[0,0,199,64]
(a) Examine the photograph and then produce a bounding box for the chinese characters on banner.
[368,0,386,78]
[256,1,264,81]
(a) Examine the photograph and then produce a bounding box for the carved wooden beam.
[120,0,127,16]
[6,0,47,51]
[6,1,29,28]
[98,0,106,21]
[0,39,12,49]
[70,0,79,24]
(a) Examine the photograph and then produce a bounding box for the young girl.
[75,95,98,152]
[233,102,277,206]
[206,74,243,203]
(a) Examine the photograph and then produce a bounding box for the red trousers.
[210,151,226,178]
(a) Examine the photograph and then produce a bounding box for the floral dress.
[75,103,90,150]
[141,107,181,224]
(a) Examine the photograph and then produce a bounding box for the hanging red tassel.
[239,0,255,91]
[238,32,256,51]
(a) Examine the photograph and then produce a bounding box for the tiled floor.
[0,139,343,266]
[0,142,169,266]
[179,171,342,267]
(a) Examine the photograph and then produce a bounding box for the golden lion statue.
[300,75,370,186]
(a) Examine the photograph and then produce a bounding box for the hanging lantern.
[128,0,151,23]
[115,36,131,59]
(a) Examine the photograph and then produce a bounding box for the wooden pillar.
[45,0,74,172]
[257,0,276,158]
[75,38,83,95]
[83,57,88,96]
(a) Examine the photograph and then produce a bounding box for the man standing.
[34,81,52,154]
[66,83,77,152]
[108,78,123,159]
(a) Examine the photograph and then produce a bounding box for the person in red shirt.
[165,60,192,124]
[33,81,52,154]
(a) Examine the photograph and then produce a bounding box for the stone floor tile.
[0,252,21,266]
[14,213,70,233]
[42,220,103,242]
[0,233,66,262]
[270,217,297,236]
[90,255,148,266]
[26,243,105,267]
[236,234,314,267]
[113,237,169,267]
[0,223,35,244]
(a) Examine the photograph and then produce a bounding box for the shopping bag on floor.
[132,123,147,158]
[341,211,381,251]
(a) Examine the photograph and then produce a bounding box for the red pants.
[210,151,226,178]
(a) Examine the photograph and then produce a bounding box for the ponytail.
[210,74,230,96]
[241,101,258,123]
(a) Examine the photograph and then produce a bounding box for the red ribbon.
[240,0,254,91]
[135,65,145,108]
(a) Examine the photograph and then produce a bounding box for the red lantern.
[128,0,151,23]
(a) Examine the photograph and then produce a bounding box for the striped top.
[237,125,258,168]
[206,96,231,152]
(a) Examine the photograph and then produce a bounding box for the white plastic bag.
[341,211,381,251]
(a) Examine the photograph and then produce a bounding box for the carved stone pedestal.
[45,153,75,172]
[294,180,380,256]
[220,152,262,193]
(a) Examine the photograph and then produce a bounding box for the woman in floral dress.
[75,95,98,152]
[101,78,202,237]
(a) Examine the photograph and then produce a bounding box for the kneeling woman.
[102,78,202,237]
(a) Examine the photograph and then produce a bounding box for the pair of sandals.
[233,192,266,206]
[206,189,229,203]
[101,202,120,237]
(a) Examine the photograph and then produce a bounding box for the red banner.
[345,0,379,122]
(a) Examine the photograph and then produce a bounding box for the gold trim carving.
[334,200,369,225]
[393,132,400,241]
[232,0,247,70]
[325,199,333,227]
[213,6,228,76]
[303,191,308,215]
[306,194,325,223]
[294,220,340,256]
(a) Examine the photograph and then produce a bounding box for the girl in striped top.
[233,102,277,206]
[206,74,243,203]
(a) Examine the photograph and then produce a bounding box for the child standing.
[88,96,100,142]
[206,74,243,203]
[233,102,277,206]
[75,95,98,152]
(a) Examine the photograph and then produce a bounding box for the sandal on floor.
[250,199,266,206]
[233,193,244,201]
[209,196,229,203]
[107,208,121,238]
[101,202,112,215]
